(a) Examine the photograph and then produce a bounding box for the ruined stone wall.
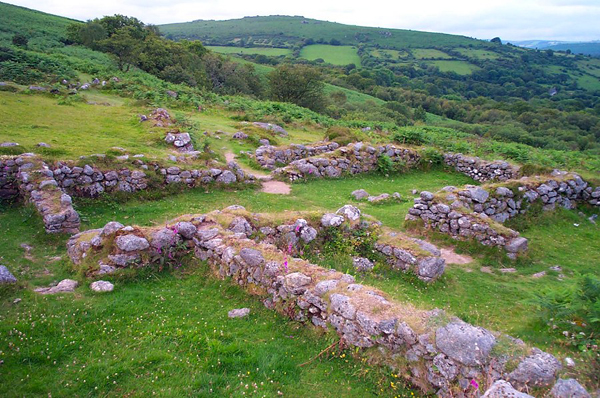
[406,172,599,257]
[66,205,581,397]
[254,142,340,169]
[274,143,421,182]
[50,160,254,198]
[15,155,80,234]
[0,157,19,201]
[443,153,520,182]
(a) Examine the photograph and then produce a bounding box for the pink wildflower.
[470,380,479,389]
[283,260,288,272]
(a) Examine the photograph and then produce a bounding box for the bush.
[377,154,394,175]
[392,128,426,145]
[324,126,360,146]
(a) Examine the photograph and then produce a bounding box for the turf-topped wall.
[406,171,600,257]
[66,205,587,397]
[273,142,421,181]
[254,142,340,169]
[68,205,446,283]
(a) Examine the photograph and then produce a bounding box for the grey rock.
[232,131,248,140]
[115,235,150,252]
[330,293,356,319]
[175,222,197,239]
[321,213,344,227]
[229,217,253,236]
[35,279,78,294]
[284,272,311,294]
[90,280,114,292]
[101,221,124,237]
[228,308,250,318]
[336,205,361,221]
[216,170,236,184]
[420,191,434,201]
[300,226,317,243]
[368,193,390,203]
[549,378,590,398]
[351,189,369,200]
[435,320,496,366]
[508,348,562,387]
[239,248,264,267]
[353,257,374,272]
[0,265,17,284]
[150,228,179,249]
[482,380,533,398]
[468,187,490,203]
[505,237,528,253]
[314,279,339,296]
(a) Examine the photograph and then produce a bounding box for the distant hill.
[512,39,600,57]
[159,15,485,50]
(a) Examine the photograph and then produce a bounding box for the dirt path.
[440,248,473,264]
[225,151,291,194]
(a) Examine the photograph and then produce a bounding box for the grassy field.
[207,46,292,56]
[411,49,452,59]
[369,49,408,60]
[455,48,501,60]
[425,60,480,75]
[299,45,361,66]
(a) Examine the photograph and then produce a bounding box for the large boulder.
[150,228,180,249]
[321,213,344,227]
[90,280,114,292]
[336,205,361,221]
[216,170,237,184]
[435,320,496,366]
[351,189,369,200]
[508,348,562,388]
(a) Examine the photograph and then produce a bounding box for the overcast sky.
[6,0,600,42]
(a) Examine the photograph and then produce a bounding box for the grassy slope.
[207,45,292,56]
[299,44,361,66]
[159,15,484,50]
[0,1,78,48]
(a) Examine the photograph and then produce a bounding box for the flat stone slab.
[0,265,17,284]
[228,308,250,318]
[35,279,78,294]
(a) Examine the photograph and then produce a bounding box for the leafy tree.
[98,27,141,71]
[77,21,107,49]
[11,34,28,48]
[490,37,502,44]
[268,64,326,111]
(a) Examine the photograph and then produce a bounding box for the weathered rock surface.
[228,308,250,318]
[35,279,78,294]
[482,380,533,397]
[0,265,17,284]
[90,280,114,292]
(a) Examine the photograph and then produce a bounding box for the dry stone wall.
[254,142,340,169]
[406,171,599,258]
[66,205,584,397]
[444,153,520,182]
[273,143,421,182]
[15,154,80,234]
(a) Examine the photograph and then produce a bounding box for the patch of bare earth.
[440,248,473,265]
[225,151,291,195]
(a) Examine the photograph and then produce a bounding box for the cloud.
[5,0,600,41]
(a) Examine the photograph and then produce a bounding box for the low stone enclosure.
[254,141,340,169]
[1,153,256,234]
[406,171,600,258]
[66,204,590,397]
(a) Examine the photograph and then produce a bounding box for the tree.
[491,37,502,44]
[268,64,326,112]
[11,34,28,48]
[77,21,107,49]
[99,27,141,71]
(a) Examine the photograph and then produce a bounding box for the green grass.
[299,45,361,66]
[425,60,480,75]
[576,74,600,91]
[411,49,452,59]
[207,46,292,56]
[0,90,171,160]
[455,48,501,60]
[369,49,408,60]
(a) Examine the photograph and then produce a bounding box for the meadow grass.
[207,46,292,56]
[454,48,501,60]
[411,49,452,59]
[299,45,361,66]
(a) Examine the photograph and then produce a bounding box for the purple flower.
[283,260,288,272]
[287,243,293,254]
[470,380,479,389]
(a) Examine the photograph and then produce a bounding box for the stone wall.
[16,154,80,234]
[444,153,520,182]
[273,143,421,182]
[66,205,584,397]
[50,160,254,198]
[254,142,340,169]
[0,156,19,201]
[406,172,599,258]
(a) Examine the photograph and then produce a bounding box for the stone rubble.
[254,142,340,169]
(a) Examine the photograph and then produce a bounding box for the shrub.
[377,154,394,175]
[392,128,426,145]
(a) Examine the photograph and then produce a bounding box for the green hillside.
[546,42,600,57]
[160,15,483,49]
[0,1,79,49]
